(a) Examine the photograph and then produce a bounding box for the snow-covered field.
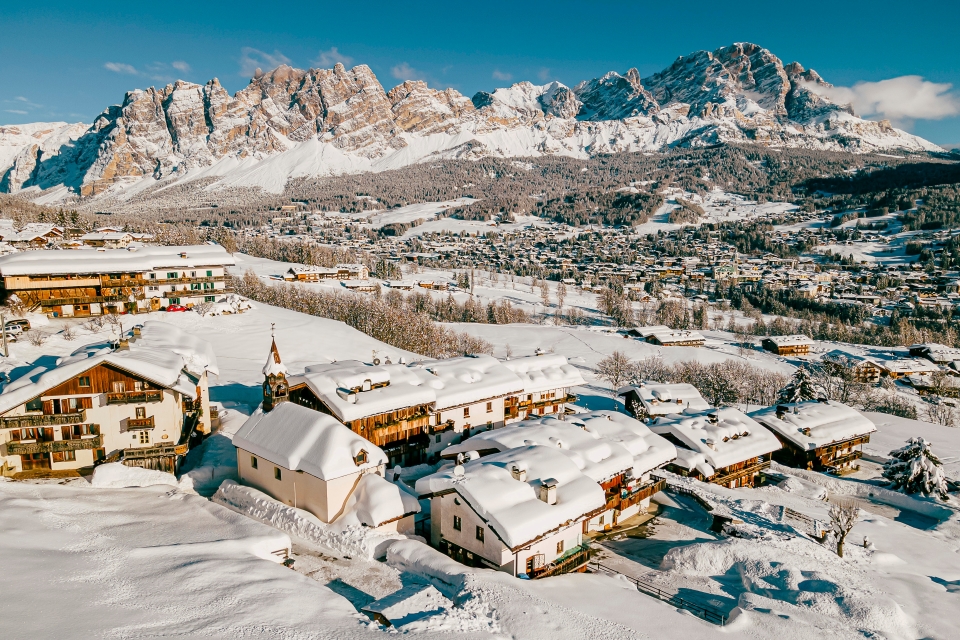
[5,298,960,638]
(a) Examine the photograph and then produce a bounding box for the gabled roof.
[416,444,605,550]
[0,244,234,276]
[619,383,711,416]
[233,402,386,481]
[502,354,584,394]
[413,355,523,410]
[650,407,780,474]
[750,400,876,450]
[0,321,215,415]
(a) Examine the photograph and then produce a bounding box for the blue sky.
[3,1,959,147]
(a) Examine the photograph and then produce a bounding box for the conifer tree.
[777,366,817,403]
[882,437,949,499]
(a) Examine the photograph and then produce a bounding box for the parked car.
[166,304,188,312]
[4,324,24,337]
[5,319,30,331]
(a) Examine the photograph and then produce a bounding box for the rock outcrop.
[0,42,943,198]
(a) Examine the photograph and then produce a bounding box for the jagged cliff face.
[0,42,943,198]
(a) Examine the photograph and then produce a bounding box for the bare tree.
[923,401,959,427]
[25,330,47,346]
[555,280,567,324]
[61,324,76,341]
[539,279,550,308]
[83,316,105,332]
[829,499,860,558]
[596,351,636,394]
[192,301,215,317]
[735,325,753,357]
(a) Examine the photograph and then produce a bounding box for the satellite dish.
[453,465,465,478]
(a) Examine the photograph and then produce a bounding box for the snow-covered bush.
[882,437,949,500]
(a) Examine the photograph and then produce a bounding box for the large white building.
[0,322,216,476]
[0,244,235,316]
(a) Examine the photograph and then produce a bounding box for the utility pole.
[1,312,7,358]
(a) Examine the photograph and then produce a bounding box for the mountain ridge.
[0,42,942,200]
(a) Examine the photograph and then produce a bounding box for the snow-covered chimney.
[539,480,558,505]
[510,465,527,482]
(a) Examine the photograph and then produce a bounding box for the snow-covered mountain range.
[0,42,943,199]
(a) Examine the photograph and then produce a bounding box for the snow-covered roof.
[619,383,711,416]
[415,445,605,549]
[763,334,814,347]
[262,339,287,377]
[502,354,584,394]
[633,325,672,338]
[647,329,705,344]
[0,244,234,276]
[876,358,941,374]
[442,411,676,480]
[335,473,420,528]
[289,360,434,423]
[286,265,338,274]
[0,321,214,415]
[413,355,523,410]
[750,400,877,450]
[650,407,781,472]
[910,343,960,364]
[233,403,387,481]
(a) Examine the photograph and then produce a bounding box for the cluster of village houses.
[0,221,153,251]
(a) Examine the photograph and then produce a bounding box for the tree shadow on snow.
[325,578,377,609]
[210,383,262,411]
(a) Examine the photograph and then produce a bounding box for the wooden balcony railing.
[619,478,667,511]
[531,545,591,579]
[709,459,770,487]
[39,295,126,307]
[106,390,163,405]
[126,416,155,430]
[2,411,85,429]
[7,434,102,455]
[122,442,188,460]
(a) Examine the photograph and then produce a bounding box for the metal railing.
[589,561,726,625]
[2,411,86,429]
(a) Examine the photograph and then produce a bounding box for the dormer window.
[354,449,368,466]
[362,379,372,392]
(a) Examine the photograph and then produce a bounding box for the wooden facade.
[665,456,771,488]
[771,434,871,474]
[761,338,812,356]
[288,383,432,465]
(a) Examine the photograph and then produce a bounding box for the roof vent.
[179,252,188,258]
[510,465,527,482]
[707,411,719,424]
[539,479,558,505]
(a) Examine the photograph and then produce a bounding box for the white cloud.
[5,109,28,115]
[391,62,423,81]
[537,68,551,82]
[239,47,292,77]
[805,75,960,125]
[171,60,191,73]
[104,62,138,74]
[313,47,353,68]
[492,69,512,82]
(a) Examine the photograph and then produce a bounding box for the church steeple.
[262,324,288,412]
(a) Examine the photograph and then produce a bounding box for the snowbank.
[335,473,420,528]
[384,539,477,597]
[90,462,178,488]
[212,480,406,559]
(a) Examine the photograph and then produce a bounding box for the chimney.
[132,326,142,337]
[179,252,188,259]
[776,404,789,419]
[539,479,558,505]
[116,338,130,351]
[707,411,719,424]
[510,465,527,482]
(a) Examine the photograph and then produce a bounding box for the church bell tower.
[262,325,288,412]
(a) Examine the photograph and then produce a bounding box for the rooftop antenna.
[270,323,276,339]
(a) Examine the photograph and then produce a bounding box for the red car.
[166,304,188,312]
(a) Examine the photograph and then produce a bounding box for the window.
[190,271,197,277]
[354,449,368,466]
[556,540,564,554]
[135,407,146,419]
[112,381,125,393]
[26,398,42,412]
[476,526,484,542]
[436,434,441,443]
[486,401,493,413]
[134,381,143,391]
[463,407,470,418]
[138,431,150,444]
[274,467,282,480]
[251,456,258,469]
[78,376,90,387]
[52,451,76,463]
[453,515,462,531]
[166,272,178,279]
[206,270,213,277]
[204,296,216,302]
[149,273,157,280]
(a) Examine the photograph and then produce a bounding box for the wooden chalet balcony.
[123,442,188,461]
[2,411,85,429]
[824,450,863,472]
[125,416,155,430]
[619,478,667,511]
[7,434,102,455]
[709,459,770,487]
[531,544,591,579]
[106,390,163,405]
[101,275,226,287]
[40,295,127,307]
[370,412,432,433]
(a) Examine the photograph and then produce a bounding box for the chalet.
[341,279,379,292]
[501,354,584,422]
[631,325,705,347]
[234,402,418,532]
[287,359,436,467]
[411,355,524,457]
[415,445,605,578]
[0,322,215,476]
[618,383,711,420]
[80,232,134,248]
[750,400,876,474]
[761,334,815,356]
[284,265,340,282]
[335,263,369,280]
[822,350,883,383]
[440,411,676,530]
[875,358,941,379]
[0,245,235,317]
[650,408,781,488]
[909,343,960,366]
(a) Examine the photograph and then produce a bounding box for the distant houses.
[618,383,711,421]
[761,335,815,356]
[631,325,705,347]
